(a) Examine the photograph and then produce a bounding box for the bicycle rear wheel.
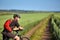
[21,37,30,40]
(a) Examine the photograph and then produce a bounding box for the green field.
[51,14,60,40]
[0,13,50,40]
[0,13,60,40]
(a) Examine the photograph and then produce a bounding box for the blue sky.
[0,0,60,11]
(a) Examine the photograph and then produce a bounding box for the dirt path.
[23,16,51,39]
[24,19,45,38]
[42,19,53,40]
[42,25,52,40]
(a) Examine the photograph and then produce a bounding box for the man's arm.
[4,20,12,32]
[14,21,23,30]
[13,26,23,31]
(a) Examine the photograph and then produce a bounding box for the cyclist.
[2,14,23,40]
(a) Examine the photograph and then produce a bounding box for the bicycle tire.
[21,37,30,40]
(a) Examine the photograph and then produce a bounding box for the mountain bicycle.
[13,30,30,40]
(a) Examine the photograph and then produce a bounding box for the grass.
[0,13,50,40]
[54,13,60,17]
[30,16,50,40]
[51,14,60,40]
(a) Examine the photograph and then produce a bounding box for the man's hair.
[13,14,21,18]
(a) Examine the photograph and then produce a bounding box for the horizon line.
[0,8,60,12]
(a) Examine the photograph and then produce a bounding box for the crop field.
[0,12,60,40]
[0,13,50,40]
[51,13,60,40]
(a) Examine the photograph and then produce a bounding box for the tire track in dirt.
[42,24,52,40]
[23,16,51,40]
[42,17,53,40]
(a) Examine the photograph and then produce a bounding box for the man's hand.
[13,26,24,31]
[13,27,19,31]
[18,26,24,30]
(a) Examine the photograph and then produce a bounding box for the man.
[2,14,23,40]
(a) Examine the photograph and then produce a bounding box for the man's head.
[13,14,21,21]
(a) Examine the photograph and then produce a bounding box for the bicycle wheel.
[21,37,30,40]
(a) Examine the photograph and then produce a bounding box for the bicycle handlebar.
[13,29,23,34]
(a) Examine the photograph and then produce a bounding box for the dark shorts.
[2,32,16,38]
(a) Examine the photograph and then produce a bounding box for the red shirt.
[4,19,12,32]
[4,19,20,32]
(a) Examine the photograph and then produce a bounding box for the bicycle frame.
[13,30,30,40]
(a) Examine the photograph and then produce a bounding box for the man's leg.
[6,32,20,40]
[3,34,9,40]
[2,32,20,40]
[14,36,20,40]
